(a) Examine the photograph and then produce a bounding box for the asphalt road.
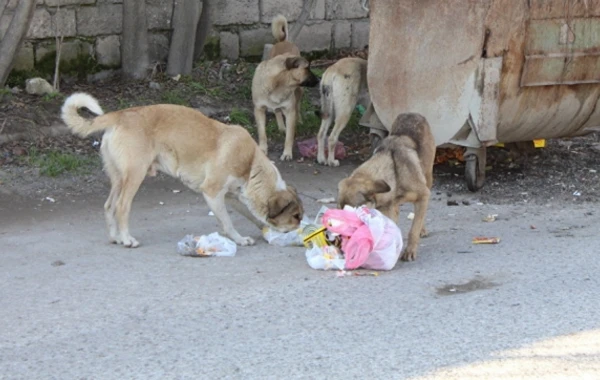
[1,161,599,379]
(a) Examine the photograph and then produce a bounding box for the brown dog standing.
[317,57,368,167]
[337,113,435,262]
[252,53,319,161]
[61,93,304,248]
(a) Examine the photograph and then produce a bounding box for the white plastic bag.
[177,232,237,257]
[322,206,403,270]
[305,245,345,271]
[262,218,309,247]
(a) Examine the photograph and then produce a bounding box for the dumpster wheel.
[464,147,487,192]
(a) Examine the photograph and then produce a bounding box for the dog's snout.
[303,70,320,87]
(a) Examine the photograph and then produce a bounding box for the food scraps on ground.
[482,214,498,222]
[472,237,501,244]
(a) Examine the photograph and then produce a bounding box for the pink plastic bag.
[322,206,403,270]
[297,137,346,160]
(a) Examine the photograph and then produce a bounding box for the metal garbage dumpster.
[360,0,600,191]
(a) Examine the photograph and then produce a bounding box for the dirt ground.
[1,52,600,206]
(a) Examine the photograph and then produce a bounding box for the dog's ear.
[285,56,308,70]
[368,180,391,195]
[268,196,293,219]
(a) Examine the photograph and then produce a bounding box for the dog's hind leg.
[204,190,255,246]
[101,144,121,244]
[401,188,431,262]
[114,168,146,248]
[275,110,286,132]
[254,106,269,155]
[104,170,121,244]
[295,87,304,124]
[317,83,334,165]
[281,106,297,161]
[326,112,351,167]
[317,114,333,165]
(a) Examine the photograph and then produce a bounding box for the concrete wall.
[1,0,370,72]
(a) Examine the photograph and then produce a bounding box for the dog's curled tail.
[61,92,106,137]
[271,14,289,42]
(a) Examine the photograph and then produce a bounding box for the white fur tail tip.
[62,92,104,117]
[61,92,106,137]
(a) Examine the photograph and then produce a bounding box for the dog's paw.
[280,152,293,161]
[236,236,255,246]
[327,159,340,167]
[316,154,326,165]
[121,235,140,248]
[400,247,417,262]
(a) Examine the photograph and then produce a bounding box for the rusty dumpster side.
[366,0,600,146]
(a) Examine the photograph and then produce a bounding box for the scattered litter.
[172,189,181,194]
[262,218,309,247]
[407,212,415,220]
[321,205,403,271]
[317,197,336,204]
[472,237,501,244]
[45,197,55,203]
[297,137,346,160]
[296,157,304,163]
[306,245,345,270]
[482,214,498,223]
[476,202,484,206]
[530,225,537,230]
[336,270,379,277]
[573,191,581,197]
[462,200,471,206]
[447,200,459,206]
[159,201,165,205]
[92,140,100,147]
[177,233,236,257]
[172,74,181,82]
[208,211,214,216]
[590,169,597,173]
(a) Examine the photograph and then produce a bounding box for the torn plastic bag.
[305,245,345,271]
[322,205,403,270]
[177,232,237,257]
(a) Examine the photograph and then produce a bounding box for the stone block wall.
[1,0,369,72]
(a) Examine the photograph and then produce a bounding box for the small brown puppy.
[61,93,304,248]
[252,53,319,161]
[317,57,368,167]
[337,113,435,261]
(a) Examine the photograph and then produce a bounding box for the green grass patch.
[161,89,189,106]
[42,92,65,102]
[23,148,100,177]
[229,107,252,127]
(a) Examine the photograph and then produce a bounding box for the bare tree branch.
[52,0,64,91]
[122,0,150,80]
[289,0,317,42]
[0,0,36,86]
[193,0,213,61]
[167,0,202,76]
[0,0,9,18]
